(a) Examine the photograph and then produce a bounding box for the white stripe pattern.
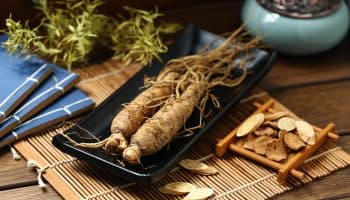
[14,97,91,129]
[26,77,39,84]
[55,85,64,93]
[13,115,21,123]
[63,107,72,116]
[0,64,48,114]
[11,130,18,139]
[13,73,76,114]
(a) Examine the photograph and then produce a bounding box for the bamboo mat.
[14,60,350,200]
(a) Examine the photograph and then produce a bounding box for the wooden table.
[1,35,349,200]
[1,2,350,199]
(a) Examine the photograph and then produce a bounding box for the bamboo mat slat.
[14,61,350,200]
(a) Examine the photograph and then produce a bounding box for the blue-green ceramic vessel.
[242,0,350,55]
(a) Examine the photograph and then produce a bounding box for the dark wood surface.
[1,1,350,199]
[0,0,242,33]
[0,37,349,200]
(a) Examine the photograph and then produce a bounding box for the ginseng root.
[123,84,203,164]
[122,27,259,164]
[66,71,179,152]
[63,26,259,165]
[123,70,247,164]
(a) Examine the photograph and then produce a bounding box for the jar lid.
[257,0,341,19]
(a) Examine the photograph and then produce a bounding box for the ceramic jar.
[242,0,350,55]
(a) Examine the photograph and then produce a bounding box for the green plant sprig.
[1,0,181,70]
[111,6,182,66]
[1,0,112,70]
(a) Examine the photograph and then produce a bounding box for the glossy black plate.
[52,25,277,184]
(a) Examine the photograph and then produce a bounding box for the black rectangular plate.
[52,25,277,184]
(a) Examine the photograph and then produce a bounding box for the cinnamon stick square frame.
[216,99,339,183]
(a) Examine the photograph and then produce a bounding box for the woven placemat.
[14,61,350,200]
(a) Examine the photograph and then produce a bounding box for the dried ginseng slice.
[278,129,288,139]
[243,133,257,151]
[159,182,197,195]
[254,136,274,155]
[235,137,245,146]
[277,117,296,131]
[284,132,306,151]
[263,120,278,128]
[237,113,265,137]
[197,166,218,176]
[183,187,214,200]
[265,111,289,121]
[159,186,182,195]
[265,139,287,162]
[296,120,316,145]
[180,159,218,175]
[254,126,277,137]
[179,159,208,171]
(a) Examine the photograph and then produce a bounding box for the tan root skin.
[123,84,202,164]
[103,131,128,152]
[107,72,179,152]
[284,132,306,151]
[237,113,265,137]
[122,144,142,165]
[68,72,179,153]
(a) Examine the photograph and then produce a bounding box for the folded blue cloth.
[0,65,79,137]
[0,35,52,122]
[0,88,95,148]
